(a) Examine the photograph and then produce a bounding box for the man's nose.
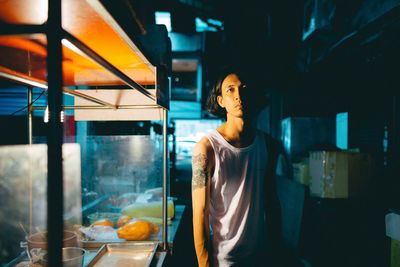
[235,90,241,101]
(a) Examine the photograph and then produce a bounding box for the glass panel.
[0,143,81,264]
[79,135,171,245]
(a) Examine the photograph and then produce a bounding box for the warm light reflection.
[0,0,48,24]
[61,39,87,58]
[0,0,157,86]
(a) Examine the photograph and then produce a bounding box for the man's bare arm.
[192,153,208,190]
[192,138,212,267]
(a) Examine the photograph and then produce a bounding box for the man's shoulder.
[193,136,213,155]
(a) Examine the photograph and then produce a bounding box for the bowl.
[27,230,78,255]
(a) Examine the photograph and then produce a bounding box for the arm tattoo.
[192,153,208,191]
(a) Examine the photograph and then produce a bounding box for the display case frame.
[0,0,170,265]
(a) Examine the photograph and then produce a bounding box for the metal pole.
[27,86,33,235]
[162,108,169,251]
[27,86,33,145]
[47,0,64,265]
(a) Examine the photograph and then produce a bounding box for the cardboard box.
[386,212,400,267]
[391,239,400,267]
[309,151,371,198]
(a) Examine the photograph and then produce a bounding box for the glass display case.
[0,0,174,266]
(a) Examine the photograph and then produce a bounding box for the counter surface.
[83,205,185,266]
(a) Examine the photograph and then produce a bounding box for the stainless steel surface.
[0,69,48,89]
[162,109,169,251]
[32,105,161,110]
[87,242,158,267]
[152,251,167,267]
[0,70,115,108]
[62,87,115,108]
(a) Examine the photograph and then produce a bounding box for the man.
[192,66,283,267]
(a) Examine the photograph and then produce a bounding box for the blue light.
[195,17,220,32]
[207,18,223,28]
[155,11,171,32]
[336,112,348,149]
[281,118,291,154]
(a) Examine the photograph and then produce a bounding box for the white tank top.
[206,129,268,266]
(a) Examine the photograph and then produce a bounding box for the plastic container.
[62,247,86,267]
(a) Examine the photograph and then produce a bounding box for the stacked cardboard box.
[309,151,372,198]
[386,212,400,267]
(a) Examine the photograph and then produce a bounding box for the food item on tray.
[116,215,131,227]
[117,219,155,241]
[80,225,123,241]
[150,221,160,234]
[87,212,121,226]
[91,219,113,227]
[121,200,175,219]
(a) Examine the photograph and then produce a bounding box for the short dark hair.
[206,65,268,118]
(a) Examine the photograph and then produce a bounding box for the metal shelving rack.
[0,0,170,265]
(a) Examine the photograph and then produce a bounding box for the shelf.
[0,0,170,109]
[74,89,168,121]
[0,2,171,264]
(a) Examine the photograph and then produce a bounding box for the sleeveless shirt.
[206,129,268,266]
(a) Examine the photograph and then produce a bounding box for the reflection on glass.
[0,144,81,264]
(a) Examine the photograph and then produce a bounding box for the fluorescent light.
[44,105,65,123]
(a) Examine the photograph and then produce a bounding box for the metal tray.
[79,233,161,249]
[87,241,158,267]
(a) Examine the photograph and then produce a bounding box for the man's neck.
[220,116,256,147]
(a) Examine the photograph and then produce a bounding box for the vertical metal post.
[27,86,33,145]
[47,0,64,266]
[27,86,33,234]
[162,108,169,251]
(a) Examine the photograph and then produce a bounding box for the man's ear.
[217,95,225,108]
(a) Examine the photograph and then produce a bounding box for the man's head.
[206,66,268,119]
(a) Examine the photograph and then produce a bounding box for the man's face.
[217,73,251,119]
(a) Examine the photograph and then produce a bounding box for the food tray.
[87,242,158,267]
